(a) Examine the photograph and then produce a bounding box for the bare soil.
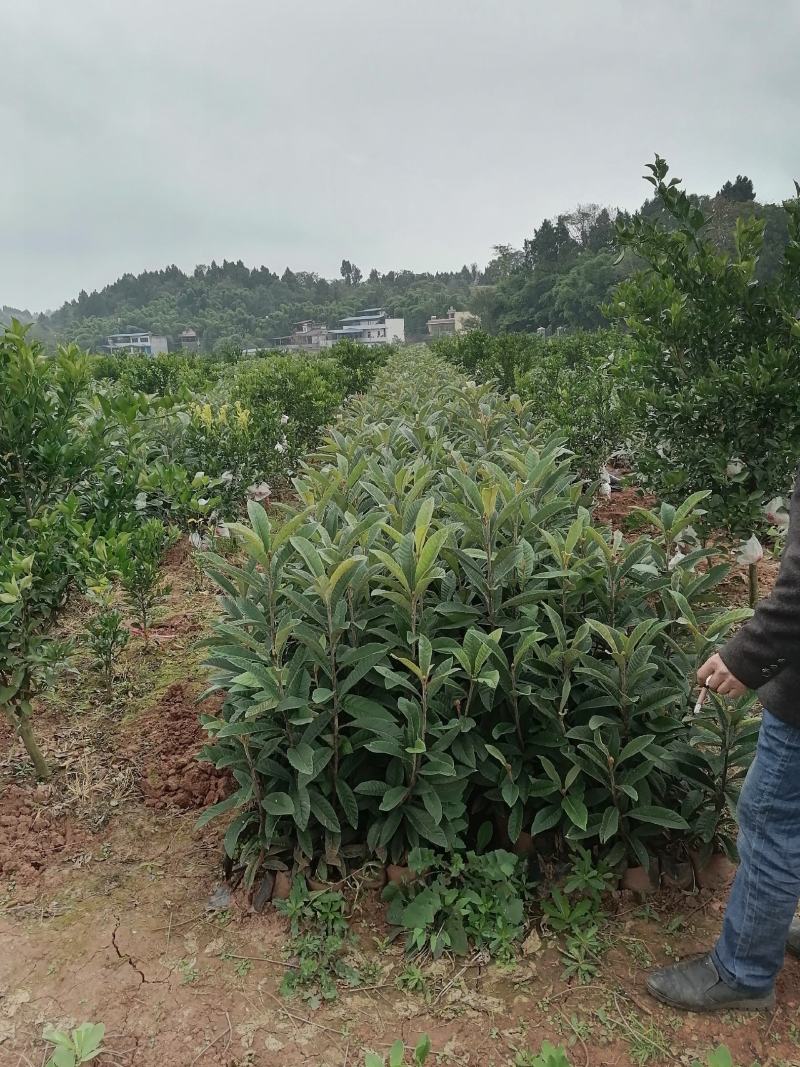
[593,486,657,531]
[2,541,799,1067]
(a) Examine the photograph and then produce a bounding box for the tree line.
[13,172,791,352]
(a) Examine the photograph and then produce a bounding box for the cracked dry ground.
[3,544,800,1066]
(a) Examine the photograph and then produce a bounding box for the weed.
[275,879,363,1008]
[624,937,653,969]
[541,888,597,935]
[541,850,613,982]
[365,1035,431,1067]
[560,925,604,984]
[383,848,528,962]
[514,1041,572,1067]
[179,958,199,984]
[605,1008,672,1066]
[395,963,430,995]
[42,1022,105,1066]
[563,847,615,902]
[692,1050,734,1067]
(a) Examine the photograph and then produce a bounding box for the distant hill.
[1,306,37,327]
[33,171,793,351]
[41,263,477,353]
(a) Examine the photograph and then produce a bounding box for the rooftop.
[339,309,387,322]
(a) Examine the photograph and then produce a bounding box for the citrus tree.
[608,155,800,537]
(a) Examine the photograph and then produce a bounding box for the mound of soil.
[123,682,230,810]
[594,485,656,529]
[0,783,80,879]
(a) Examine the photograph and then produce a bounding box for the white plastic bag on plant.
[247,481,271,502]
[737,534,764,566]
[726,457,745,478]
[763,496,790,529]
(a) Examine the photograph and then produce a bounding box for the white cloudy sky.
[3,0,799,311]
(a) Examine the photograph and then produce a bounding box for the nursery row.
[200,347,758,889]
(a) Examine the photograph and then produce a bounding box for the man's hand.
[697,653,749,698]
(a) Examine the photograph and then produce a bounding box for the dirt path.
[4,800,800,1067]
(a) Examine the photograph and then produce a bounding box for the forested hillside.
[27,172,792,351]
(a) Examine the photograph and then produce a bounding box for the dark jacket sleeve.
[720,469,800,691]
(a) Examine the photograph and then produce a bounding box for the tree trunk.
[17,712,51,780]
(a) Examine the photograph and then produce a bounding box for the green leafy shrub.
[89,351,223,395]
[230,354,346,448]
[0,322,128,776]
[328,338,392,395]
[84,588,130,698]
[515,332,634,477]
[431,328,537,390]
[200,349,752,882]
[118,519,177,639]
[170,343,389,511]
[383,847,528,960]
[88,347,372,527]
[181,398,286,512]
[433,329,634,476]
[608,155,800,536]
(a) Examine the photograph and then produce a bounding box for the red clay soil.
[120,682,230,811]
[4,810,800,1067]
[594,486,657,530]
[0,783,85,880]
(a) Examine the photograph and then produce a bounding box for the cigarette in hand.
[692,686,709,715]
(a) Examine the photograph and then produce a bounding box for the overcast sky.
[3,0,799,312]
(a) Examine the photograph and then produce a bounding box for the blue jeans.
[712,709,800,994]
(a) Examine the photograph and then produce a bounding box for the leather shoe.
[646,953,775,1012]
[787,919,800,958]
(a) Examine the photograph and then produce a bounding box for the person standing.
[647,469,800,1012]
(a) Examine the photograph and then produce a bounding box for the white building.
[327,308,405,346]
[105,329,169,356]
[266,308,405,351]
